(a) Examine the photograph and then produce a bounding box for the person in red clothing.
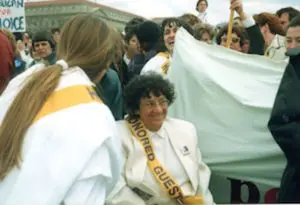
[0,30,14,94]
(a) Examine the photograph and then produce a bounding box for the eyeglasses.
[221,36,240,44]
[141,99,169,109]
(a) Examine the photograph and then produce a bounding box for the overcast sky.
[26,0,300,24]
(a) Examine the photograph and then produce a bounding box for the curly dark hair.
[124,72,176,117]
[216,24,247,46]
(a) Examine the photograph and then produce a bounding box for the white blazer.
[106,118,214,205]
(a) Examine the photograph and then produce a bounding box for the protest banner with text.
[168,28,288,203]
[0,0,26,32]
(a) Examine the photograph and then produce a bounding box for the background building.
[25,0,144,33]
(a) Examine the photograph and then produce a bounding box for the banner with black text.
[168,28,288,204]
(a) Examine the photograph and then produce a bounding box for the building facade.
[25,0,143,33]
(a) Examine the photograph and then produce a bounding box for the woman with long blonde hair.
[0,14,123,205]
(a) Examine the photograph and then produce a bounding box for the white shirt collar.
[123,53,130,65]
[148,123,165,139]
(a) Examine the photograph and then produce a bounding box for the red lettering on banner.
[0,8,11,16]
[264,188,279,204]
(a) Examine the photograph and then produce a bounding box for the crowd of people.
[0,0,300,204]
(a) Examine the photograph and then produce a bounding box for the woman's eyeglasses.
[221,36,240,44]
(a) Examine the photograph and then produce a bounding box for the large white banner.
[0,0,26,32]
[168,28,289,203]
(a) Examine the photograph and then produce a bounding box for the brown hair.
[253,12,286,36]
[216,24,247,46]
[194,23,214,41]
[0,14,115,180]
[178,13,201,28]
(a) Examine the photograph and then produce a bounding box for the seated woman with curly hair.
[106,73,214,205]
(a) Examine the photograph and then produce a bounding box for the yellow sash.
[157,52,171,75]
[126,117,203,205]
[34,85,102,123]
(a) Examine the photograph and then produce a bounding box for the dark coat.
[268,47,300,203]
[246,25,265,55]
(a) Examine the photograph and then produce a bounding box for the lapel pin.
[181,146,190,156]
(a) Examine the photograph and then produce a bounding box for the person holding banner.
[106,73,214,205]
[217,0,265,55]
[0,14,123,205]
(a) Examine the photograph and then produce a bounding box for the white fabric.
[145,125,194,197]
[19,50,34,69]
[198,11,208,23]
[167,28,288,203]
[106,118,214,205]
[141,54,171,76]
[0,66,123,205]
[123,54,130,66]
[56,59,69,70]
[242,15,255,28]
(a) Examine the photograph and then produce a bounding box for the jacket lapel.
[164,122,199,192]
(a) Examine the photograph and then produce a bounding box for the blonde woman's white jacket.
[106,118,214,205]
[0,64,123,205]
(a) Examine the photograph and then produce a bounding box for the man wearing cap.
[29,30,56,67]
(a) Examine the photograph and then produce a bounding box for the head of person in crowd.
[196,0,208,13]
[135,20,161,54]
[193,23,214,44]
[161,17,193,56]
[111,30,126,72]
[286,15,300,49]
[253,12,286,46]
[124,26,140,60]
[124,72,175,131]
[216,24,247,52]
[276,7,300,32]
[178,13,201,28]
[31,30,56,64]
[0,14,116,179]
[124,17,144,35]
[51,27,61,45]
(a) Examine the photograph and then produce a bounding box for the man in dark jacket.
[268,16,300,203]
